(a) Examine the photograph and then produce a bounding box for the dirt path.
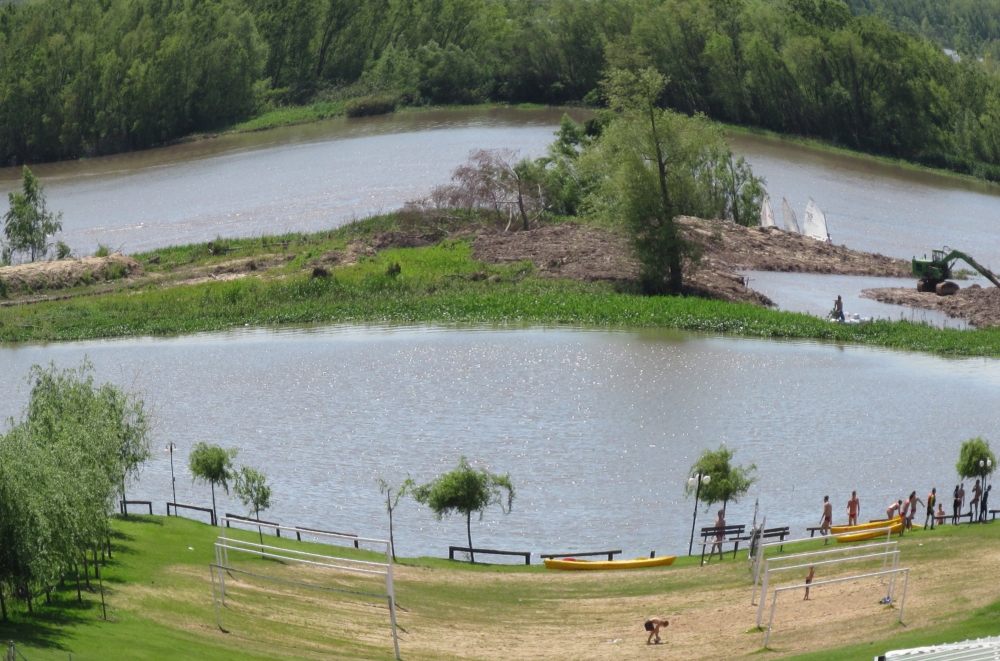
[864,285,1000,328]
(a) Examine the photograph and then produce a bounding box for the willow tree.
[413,457,514,563]
[957,437,996,482]
[234,466,272,546]
[189,443,238,524]
[685,445,757,516]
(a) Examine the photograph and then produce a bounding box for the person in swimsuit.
[709,509,726,561]
[645,617,668,644]
[834,296,845,321]
[820,496,833,536]
[887,500,902,520]
[935,502,947,525]
[847,491,860,527]
[980,485,992,522]
[957,483,966,524]
[899,498,910,534]
[804,566,815,600]
[971,480,982,522]
[924,488,937,530]
[906,492,924,531]
[952,485,961,525]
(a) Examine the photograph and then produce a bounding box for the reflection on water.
[730,132,1000,262]
[742,270,972,329]
[2,325,997,560]
[0,108,584,255]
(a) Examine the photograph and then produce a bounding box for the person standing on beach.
[924,488,937,530]
[803,566,815,600]
[957,483,966,524]
[820,496,833,536]
[971,480,982,522]
[709,509,726,560]
[847,491,860,526]
[980,485,992,522]
[906,492,924,531]
[953,485,961,524]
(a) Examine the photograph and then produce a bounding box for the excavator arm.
[942,250,1000,288]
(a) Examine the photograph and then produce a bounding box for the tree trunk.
[26,592,31,614]
[76,564,82,602]
[387,492,396,561]
[466,511,475,564]
[107,536,112,558]
[0,585,7,621]
[83,555,90,589]
[211,482,217,526]
[256,506,264,550]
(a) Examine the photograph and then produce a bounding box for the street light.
[687,473,712,556]
[165,443,178,511]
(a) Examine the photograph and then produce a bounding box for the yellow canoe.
[543,556,677,571]
[836,520,903,543]
[830,517,902,535]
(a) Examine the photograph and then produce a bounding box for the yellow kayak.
[543,556,677,571]
[836,520,903,543]
[830,517,902,535]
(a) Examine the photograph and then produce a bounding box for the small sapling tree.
[378,477,415,561]
[685,444,757,516]
[189,443,237,524]
[4,166,63,263]
[413,457,514,563]
[234,466,272,547]
[957,437,996,484]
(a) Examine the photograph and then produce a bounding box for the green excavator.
[911,249,1000,294]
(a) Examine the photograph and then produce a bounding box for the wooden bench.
[540,550,622,561]
[295,526,360,548]
[225,512,282,537]
[698,524,746,564]
[167,501,216,526]
[120,500,153,515]
[746,526,791,551]
[448,546,531,565]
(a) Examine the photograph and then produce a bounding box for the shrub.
[56,241,72,260]
[94,244,110,257]
[345,95,399,118]
[104,262,128,280]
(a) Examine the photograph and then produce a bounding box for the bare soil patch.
[0,254,142,295]
[864,284,1000,328]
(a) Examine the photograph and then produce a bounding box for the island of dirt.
[864,284,1000,328]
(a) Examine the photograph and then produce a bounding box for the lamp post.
[165,443,178,511]
[687,473,712,556]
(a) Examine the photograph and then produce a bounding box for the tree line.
[0,361,151,619]
[7,0,1000,178]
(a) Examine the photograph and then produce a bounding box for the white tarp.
[801,198,830,241]
[760,196,775,228]
[781,197,799,233]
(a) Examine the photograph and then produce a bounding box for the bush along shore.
[0,210,999,356]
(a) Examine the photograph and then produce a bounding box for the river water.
[1,325,997,560]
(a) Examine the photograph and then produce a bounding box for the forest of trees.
[7,0,1000,179]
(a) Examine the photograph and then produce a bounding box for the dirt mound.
[864,284,1000,327]
[0,254,142,295]
[678,216,910,276]
[472,223,774,305]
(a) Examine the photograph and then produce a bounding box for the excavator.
[911,248,1000,295]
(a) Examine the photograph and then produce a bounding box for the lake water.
[2,325,997,560]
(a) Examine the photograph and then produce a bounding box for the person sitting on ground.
[804,566,815,601]
[935,502,947,525]
[971,480,982,521]
[820,495,833,536]
[847,491,860,527]
[706,509,726,562]
[979,485,992,522]
[924,488,937,530]
[644,618,668,644]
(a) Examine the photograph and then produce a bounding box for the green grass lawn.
[3,517,1000,660]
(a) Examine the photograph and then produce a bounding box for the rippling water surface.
[2,326,997,560]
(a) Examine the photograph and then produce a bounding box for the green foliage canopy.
[684,444,757,514]
[956,436,997,480]
[3,167,62,263]
[413,457,514,562]
[188,442,237,522]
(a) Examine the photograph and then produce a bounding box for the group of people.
[816,482,994,537]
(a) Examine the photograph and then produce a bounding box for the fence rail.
[225,513,282,537]
[448,546,531,565]
[167,502,216,526]
[120,500,153,515]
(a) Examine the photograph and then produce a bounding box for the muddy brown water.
[2,325,997,560]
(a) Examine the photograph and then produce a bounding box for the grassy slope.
[3,517,1000,660]
[3,220,1000,355]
